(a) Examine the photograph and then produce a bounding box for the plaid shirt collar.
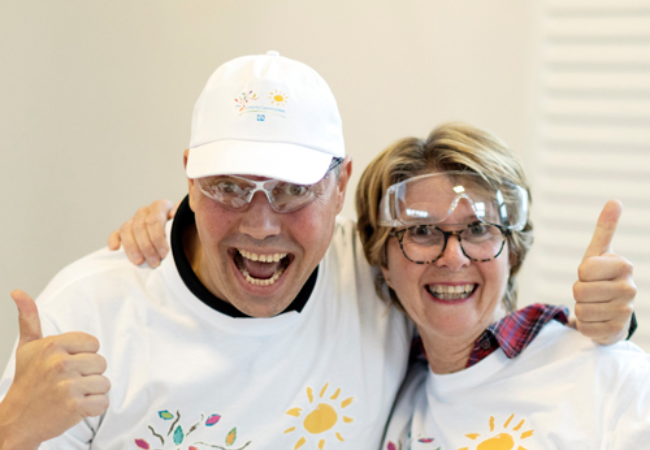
[465,303,569,368]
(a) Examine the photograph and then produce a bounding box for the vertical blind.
[532,0,650,350]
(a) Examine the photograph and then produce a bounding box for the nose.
[435,235,471,270]
[238,191,282,240]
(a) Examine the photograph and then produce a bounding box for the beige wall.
[0,1,538,369]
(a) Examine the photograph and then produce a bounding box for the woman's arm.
[107,199,179,268]
[108,198,637,344]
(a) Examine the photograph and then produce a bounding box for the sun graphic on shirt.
[284,383,354,449]
[269,89,289,106]
[458,413,534,450]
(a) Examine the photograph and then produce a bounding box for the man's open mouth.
[425,284,477,301]
[234,249,291,286]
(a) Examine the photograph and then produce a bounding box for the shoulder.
[36,246,156,325]
[516,321,650,379]
[327,215,411,325]
[329,215,366,271]
[333,215,358,245]
[42,247,150,295]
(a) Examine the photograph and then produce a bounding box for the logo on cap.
[234,87,289,118]
[234,91,258,113]
[268,89,289,107]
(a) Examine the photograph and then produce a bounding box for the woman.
[109,123,640,447]
[354,123,649,449]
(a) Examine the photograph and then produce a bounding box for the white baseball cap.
[186,51,345,185]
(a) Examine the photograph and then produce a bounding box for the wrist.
[0,401,40,450]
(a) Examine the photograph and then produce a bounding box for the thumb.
[11,289,43,346]
[583,199,623,260]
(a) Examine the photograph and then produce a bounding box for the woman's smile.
[424,283,478,302]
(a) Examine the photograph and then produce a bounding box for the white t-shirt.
[383,321,650,450]
[0,217,413,449]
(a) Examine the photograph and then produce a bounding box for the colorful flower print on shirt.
[386,432,438,450]
[135,409,252,450]
[284,383,355,449]
[458,413,534,450]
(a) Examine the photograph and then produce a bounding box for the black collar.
[171,196,317,318]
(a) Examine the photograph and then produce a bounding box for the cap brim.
[186,139,335,184]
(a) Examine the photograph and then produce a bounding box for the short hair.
[355,122,533,312]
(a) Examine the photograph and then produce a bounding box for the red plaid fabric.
[466,303,569,368]
[409,304,570,367]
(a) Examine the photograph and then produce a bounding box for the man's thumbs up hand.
[573,200,636,345]
[0,291,111,449]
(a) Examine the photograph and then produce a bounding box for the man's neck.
[182,222,215,298]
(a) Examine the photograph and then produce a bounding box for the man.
[0,52,635,449]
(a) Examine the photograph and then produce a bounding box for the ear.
[333,157,353,215]
[184,148,197,212]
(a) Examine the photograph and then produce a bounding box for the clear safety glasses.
[195,158,343,213]
[379,172,529,264]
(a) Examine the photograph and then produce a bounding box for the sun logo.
[284,383,354,449]
[269,89,289,107]
[458,414,534,450]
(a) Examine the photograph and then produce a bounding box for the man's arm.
[107,198,637,344]
[0,291,110,450]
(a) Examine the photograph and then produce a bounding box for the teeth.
[241,268,285,286]
[237,250,289,286]
[239,250,287,263]
[427,284,476,300]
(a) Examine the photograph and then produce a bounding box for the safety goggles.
[195,157,343,213]
[378,171,528,230]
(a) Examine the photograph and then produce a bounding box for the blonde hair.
[355,122,533,312]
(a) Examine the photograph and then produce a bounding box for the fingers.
[582,199,622,260]
[79,393,110,418]
[578,254,633,282]
[146,200,174,259]
[575,319,628,346]
[108,200,175,267]
[59,377,110,418]
[106,230,121,251]
[119,218,145,266]
[51,352,107,377]
[53,332,101,355]
[76,374,111,396]
[11,290,43,346]
[132,213,161,268]
[575,300,634,323]
[574,278,636,304]
[123,201,174,268]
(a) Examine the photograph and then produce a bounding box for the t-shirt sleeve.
[605,356,650,448]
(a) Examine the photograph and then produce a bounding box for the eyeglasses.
[390,222,509,264]
[195,157,343,213]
